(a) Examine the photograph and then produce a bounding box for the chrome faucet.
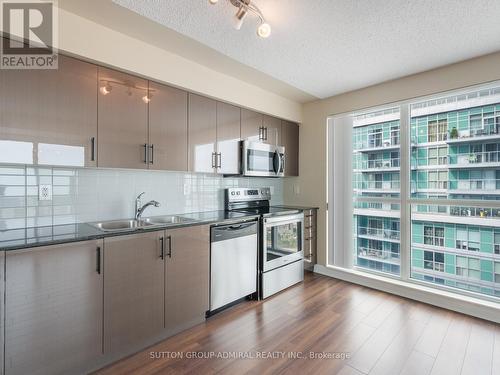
[135,192,160,220]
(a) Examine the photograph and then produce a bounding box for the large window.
[331,82,500,300]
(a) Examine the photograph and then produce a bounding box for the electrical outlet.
[39,184,52,201]
[183,183,190,196]
[293,184,300,194]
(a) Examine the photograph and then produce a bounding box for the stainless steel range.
[225,187,304,299]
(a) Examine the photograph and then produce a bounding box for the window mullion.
[400,103,411,282]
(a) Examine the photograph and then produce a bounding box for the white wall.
[284,51,500,267]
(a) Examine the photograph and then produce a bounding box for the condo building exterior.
[352,108,402,276]
[353,87,500,298]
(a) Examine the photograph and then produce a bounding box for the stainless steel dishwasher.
[210,221,258,312]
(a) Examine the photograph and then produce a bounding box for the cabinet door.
[216,102,241,174]
[98,67,149,169]
[148,82,188,171]
[282,120,299,176]
[188,93,217,173]
[0,55,97,167]
[263,115,282,146]
[103,231,164,356]
[241,108,263,142]
[0,251,4,375]
[5,240,103,375]
[165,225,209,333]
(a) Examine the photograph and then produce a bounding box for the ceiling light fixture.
[209,0,271,38]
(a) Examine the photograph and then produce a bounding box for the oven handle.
[264,213,304,225]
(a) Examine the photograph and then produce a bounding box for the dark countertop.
[0,210,260,252]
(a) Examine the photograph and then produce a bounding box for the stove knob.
[231,192,235,196]
[236,191,241,195]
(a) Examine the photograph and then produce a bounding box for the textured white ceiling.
[112,0,500,99]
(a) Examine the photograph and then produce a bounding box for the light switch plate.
[39,184,52,201]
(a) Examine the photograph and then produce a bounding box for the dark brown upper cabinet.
[281,120,299,176]
[263,114,282,146]
[0,55,98,167]
[188,93,217,173]
[241,109,282,146]
[240,108,263,143]
[216,102,241,175]
[97,67,149,169]
[148,82,188,171]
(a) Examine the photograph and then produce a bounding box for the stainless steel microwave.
[241,141,285,177]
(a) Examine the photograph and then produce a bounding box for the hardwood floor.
[94,272,500,375]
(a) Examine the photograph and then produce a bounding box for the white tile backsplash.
[0,165,283,230]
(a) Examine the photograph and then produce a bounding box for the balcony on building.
[354,156,400,172]
[357,226,400,243]
[448,150,500,169]
[446,119,500,144]
[357,246,400,265]
[412,203,500,227]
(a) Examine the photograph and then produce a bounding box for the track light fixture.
[99,81,112,95]
[209,0,271,38]
[142,94,152,104]
[99,80,153,104]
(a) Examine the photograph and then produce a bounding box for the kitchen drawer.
[304,236,316,259]
[304,212,316,229]
[304,225,316,240]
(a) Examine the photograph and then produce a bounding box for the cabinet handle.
[258,127,263,141]
[167,235,172,258]
[263,127,268,141]
[211,152,216,169]
[91,137,96,161]
[159,236,165,259]
[149,144,154,165]
[217,152,222,168]
[96,246,101,274]
[143,144,148,164]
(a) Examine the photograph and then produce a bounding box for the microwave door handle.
[272,150,280,175]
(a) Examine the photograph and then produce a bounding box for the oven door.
[262,213,304,272]
[242,141,285,177]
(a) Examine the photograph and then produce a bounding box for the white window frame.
[326,81,500,313]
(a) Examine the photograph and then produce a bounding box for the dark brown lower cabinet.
[103,231,165,357]
[2,225,211,374]
[0,251,4,375]
[4,241,103,375]
[165,225,210,333]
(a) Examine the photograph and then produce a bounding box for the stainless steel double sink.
[92,215,194,232]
